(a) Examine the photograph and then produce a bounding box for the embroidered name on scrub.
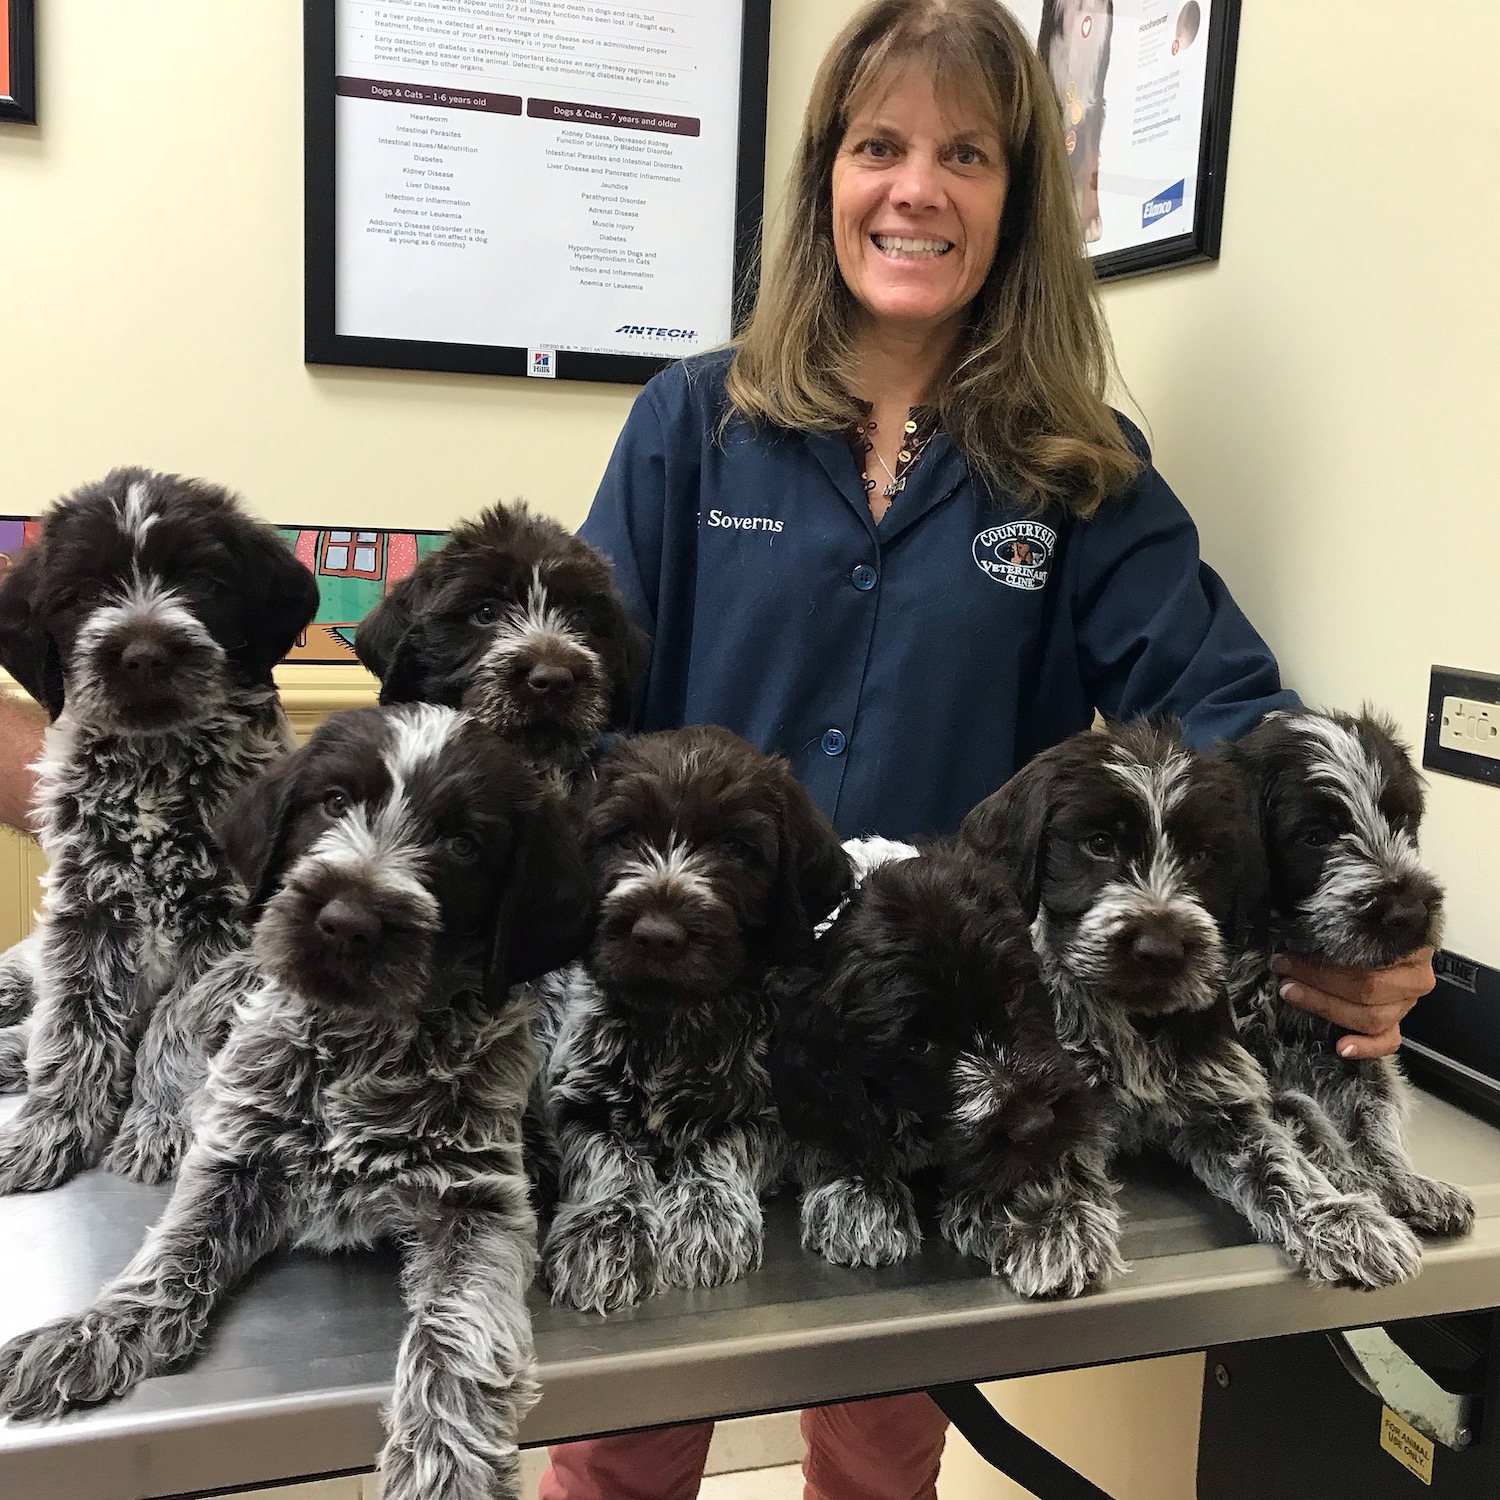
[973,521,1057,590]
[706,510,784,532]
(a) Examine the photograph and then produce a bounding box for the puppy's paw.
[104,1106,191,1185]
[543,1198,663,1314]
[940,1192,1008,1272]
[379,1430,521,1500]
[0,1306,150,1420]
[0,1116,89,1195]
[1003,1194,1125,1299]
[1294,1195,1424,1288]
[0,1027,28,1094]
[800,1176,920,1268]
[658,1175,762,1290]
[1381,1173,1475,1238]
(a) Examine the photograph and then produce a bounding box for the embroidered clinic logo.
[973,521,1056,591]
[615,325,697,341]
[1141,179,1185,228]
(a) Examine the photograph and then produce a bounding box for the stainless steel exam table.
[1,1088,1498,1500]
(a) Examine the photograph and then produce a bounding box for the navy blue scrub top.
[581,350,1297,842]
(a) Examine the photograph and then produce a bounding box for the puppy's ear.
[213,751,304,916]
[228,522,321,683]
[0,541,66,719]
[498,789,596,988]
[766,767,850,963]
[607,614,651,730]
[355,570,432,704]
[1213,743,1273,946]
[958,753,1056,920]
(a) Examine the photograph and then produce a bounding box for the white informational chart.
[307,1,770,381]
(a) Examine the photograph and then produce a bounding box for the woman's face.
[831,69,1008,341]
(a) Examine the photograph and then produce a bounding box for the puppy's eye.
[322,790,352,819]
[447,832,480,862]
[471,601,500,627]
[1083,831,1117,859]
[1302,824,1340,848]
[719,835,763,862]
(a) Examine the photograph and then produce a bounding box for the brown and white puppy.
[773,838,1096,1272]
[537,725,851,1313]
[959,721,1423,1298]
[1226,707,1472,1237]
[0,468,317,1193]
[354,502,648,784]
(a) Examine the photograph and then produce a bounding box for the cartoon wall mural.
[0,517,447,667]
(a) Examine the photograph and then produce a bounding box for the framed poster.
[1,0,35,124]
[1005,1,1240,280]
[305,0,772,385]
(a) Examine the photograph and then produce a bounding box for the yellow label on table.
[1380,1406,1434,1485]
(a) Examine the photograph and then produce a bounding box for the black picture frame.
[304,0,772,385]
[1091,0,1242,283]
[0,0,36,124]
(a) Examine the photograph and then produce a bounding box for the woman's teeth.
[872,235,953,259]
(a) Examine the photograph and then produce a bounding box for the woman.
[540,3,1433,1496]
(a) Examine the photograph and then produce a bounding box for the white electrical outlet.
[1439,696,1500,762]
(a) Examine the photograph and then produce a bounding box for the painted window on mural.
[321,530,384,579]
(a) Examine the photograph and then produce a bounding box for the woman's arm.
[0,695,43,835]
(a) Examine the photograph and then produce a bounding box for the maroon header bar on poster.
[527,97,700,137]
[336,76,522,114]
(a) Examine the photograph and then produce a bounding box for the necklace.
[854,413,937,500]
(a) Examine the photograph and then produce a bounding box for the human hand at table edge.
[1271,946,1436,1061]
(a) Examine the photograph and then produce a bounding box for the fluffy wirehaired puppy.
[774,839,1096,1272]
[0,703,591,1500]
[958,721,1424,1298]
[0,468,317,1193]
[538,725,851,1314]
[1226,707,1473,1235]
[354,501,648,782]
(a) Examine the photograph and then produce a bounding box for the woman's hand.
[1271,948,1436,1060]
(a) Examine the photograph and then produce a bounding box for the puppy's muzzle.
[75,599,228,732]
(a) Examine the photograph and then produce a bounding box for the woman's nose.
[887,152,944,212]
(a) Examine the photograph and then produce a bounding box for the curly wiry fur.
[0,469,317,1192]
[354,501,648,785]
[774,838,1095,1272]
[538,725,851,1313]
[0,703,593,1500]
[959,721,1424,1298]
[1226,707,1473,1237]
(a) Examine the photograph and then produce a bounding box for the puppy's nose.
[1005,1101,1056,1144]
[316,897,383,948]
[1372,891,1429,935]
[527,662,575,696]
[1131,929,1185,969]
[120,638,170,681]
[630,911,687,953]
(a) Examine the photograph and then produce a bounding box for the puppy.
[0,704,591,1500]
[0,469,317,1192]
[959,722,1424,1298]
[539,725,850,1313]
[774,839,1096,1272]
[354,501,648,783]
[1226,707,1473,1235]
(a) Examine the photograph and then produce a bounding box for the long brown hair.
[725,0,1139,517]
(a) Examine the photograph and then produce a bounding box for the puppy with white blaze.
[354,501,648,784]
[773,841,1097,1272]
[0,469,317,1192]
[0,704,592,1500]
[958,722,1424,1298]
[539,725,851,1314]
[1226,707,1473,1236]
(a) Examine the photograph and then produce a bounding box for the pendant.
[882,478,905,499]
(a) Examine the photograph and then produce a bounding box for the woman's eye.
[322,790,351,819]
[859,137,893,160]
[447,833,480,861]
[953,145,984,166]
[470,601,499,627]
[1083,832,1117,859]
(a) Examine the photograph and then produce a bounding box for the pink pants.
[537,1392,948,1500]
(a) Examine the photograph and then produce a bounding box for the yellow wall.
[4,4,1497,1497]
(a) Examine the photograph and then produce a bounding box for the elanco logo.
[616,325,697,340]
[706,509,783,533]
[973,521,1056,591]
